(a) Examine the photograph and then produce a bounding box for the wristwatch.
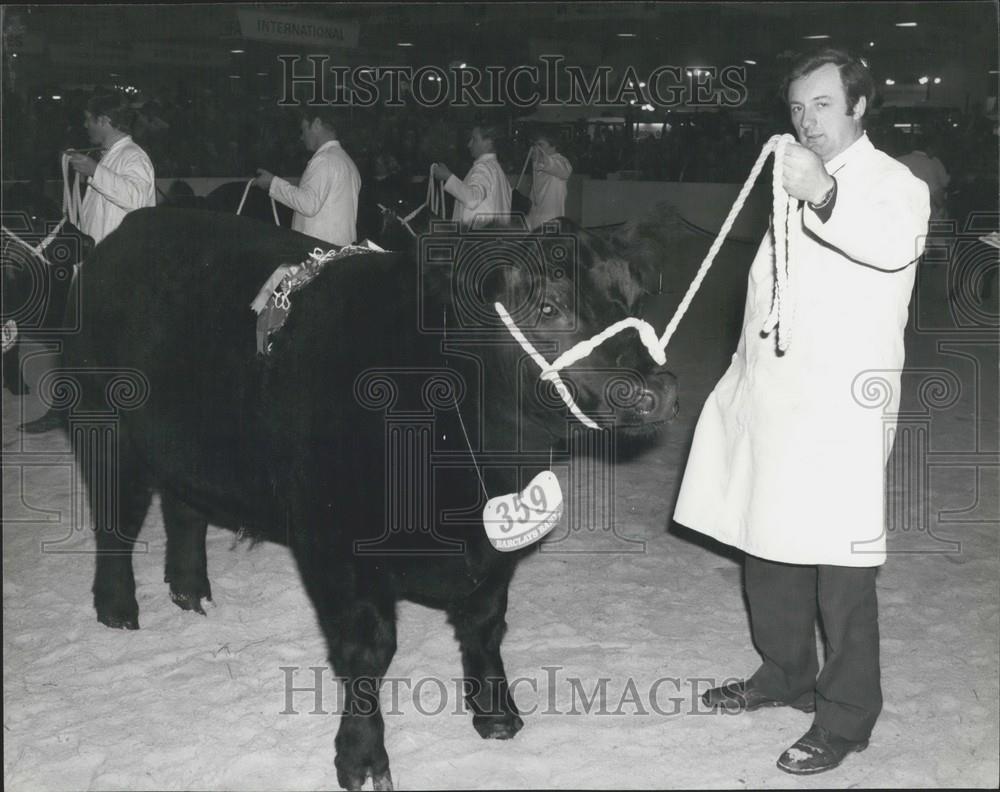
[810,178,837,210]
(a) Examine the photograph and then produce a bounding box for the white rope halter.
[0,153,83,262]
[495,133,801,429]
[377,163,447,240]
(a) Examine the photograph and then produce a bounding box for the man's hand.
[66,151,98,178]
[781,143,835,205]
[431,162,451,181]
[253,169,274,190]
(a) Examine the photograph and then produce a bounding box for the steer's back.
[66,208,412,530]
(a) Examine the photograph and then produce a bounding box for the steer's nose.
[650,367,680,422]
[635,390,656,416]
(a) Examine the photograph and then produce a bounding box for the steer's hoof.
[336,765,392,792]
[95,592,139,630]
[473,712,524,739]
[96,608,140,630]
[169,590,208,615]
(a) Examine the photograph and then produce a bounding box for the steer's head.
[438,218,679,443]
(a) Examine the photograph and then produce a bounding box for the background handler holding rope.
[253,109,362,247]
[673,49,930,775]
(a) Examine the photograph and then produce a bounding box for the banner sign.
[237,10,359,48]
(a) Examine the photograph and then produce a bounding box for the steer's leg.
[296,552,397,792]
[161,493,211,614]
[80,437,152,630]
[447,564,524,739]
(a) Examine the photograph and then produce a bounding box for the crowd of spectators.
[3,82,996,197]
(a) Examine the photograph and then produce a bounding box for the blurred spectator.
[897,134,951,220]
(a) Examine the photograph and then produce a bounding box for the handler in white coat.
[70,93,156,245]
[526,133,572,230]
[254,112,361,247]
[675,50,929,775]
[431,124,511,228]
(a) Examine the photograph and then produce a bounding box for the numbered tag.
[483,471,563,552]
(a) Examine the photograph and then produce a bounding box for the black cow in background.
[37,208,677,790]
[159,179,294,227]
[2,183,94,394]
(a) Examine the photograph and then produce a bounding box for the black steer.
[52,208,677,790]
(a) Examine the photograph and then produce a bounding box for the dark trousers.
[745,554,882,741]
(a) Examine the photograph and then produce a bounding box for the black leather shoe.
[18,408,67,434]
[777,724,868,775]
[701,679,815,713]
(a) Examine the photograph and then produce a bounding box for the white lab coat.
[270,140,361,246]
[527,152,572,229]
[673,134,930,567]
[79,136,156,244]
[444,153,511,227]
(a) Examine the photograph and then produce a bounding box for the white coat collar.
[475,152,498,164]
[824,132,872,175]
[103,134,132,155]
[315,140,341,154]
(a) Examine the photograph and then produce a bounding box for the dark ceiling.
[5,2,998,102]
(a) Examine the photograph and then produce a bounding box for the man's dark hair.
[86,92,135,134]
[299,108,339,136]
[782,48,875,115]
[474,121,504,145]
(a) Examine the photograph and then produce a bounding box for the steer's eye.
[540,302,557,317]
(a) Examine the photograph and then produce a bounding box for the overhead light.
[885,78,895,85]
[803,34,830,40]
[51,95,61,100]
[744,59,757,65]
[459,62,467,68]
[617,33,637,38]
[397,42,413,47]
[933,77,941,84]
[918,76,929,85]
[110,72,119,77]
[11,53,17,58]
[991,69,1000,75]
[895,22,918,27]
[639,81,646,88]
[256,71,268,76]
[230,49,245,54]
[229,75,240,79]
[868,41,875,47]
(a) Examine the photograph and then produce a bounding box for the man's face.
[83,111,107,145]
[299,118,319,152]
[467,128,492,159]
[534,138,556,157]
[788,62,865,163]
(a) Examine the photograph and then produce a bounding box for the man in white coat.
[674,49,929,774]
[526,132,573,230]
[431,124,511,228]
[20,93,156,435]
[254,111,361,247]
[70,92,157,244]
